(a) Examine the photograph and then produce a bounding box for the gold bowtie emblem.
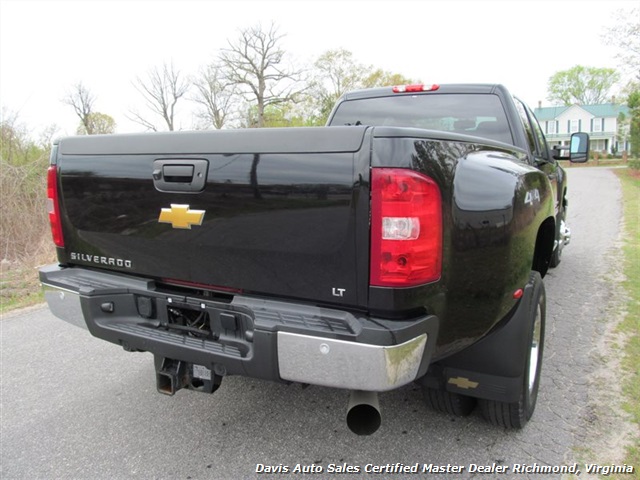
[448,377,479,389]
[158,204,205,229]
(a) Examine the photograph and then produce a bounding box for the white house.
[533,103,631,155]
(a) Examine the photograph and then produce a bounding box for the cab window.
[514,99,537,157]
[526,104,550,161]
[329,94,514,145]
[514,98,549,161]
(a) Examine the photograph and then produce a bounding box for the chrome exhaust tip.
[346,390,381,435]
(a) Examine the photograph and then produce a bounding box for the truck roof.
[341,84,511,101]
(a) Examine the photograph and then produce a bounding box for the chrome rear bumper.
[40,264,437,392]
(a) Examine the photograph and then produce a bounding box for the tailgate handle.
[153,159,208,193]
[163,165,194,182]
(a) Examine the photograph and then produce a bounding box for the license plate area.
[166,304,215,340]
[134,295,255,357]
[162,299,254,345]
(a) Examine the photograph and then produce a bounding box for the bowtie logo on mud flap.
[158,204,205,229]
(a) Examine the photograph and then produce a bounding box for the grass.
[0,261,47,315]
[566,166,639,480]
[610,167,640,479]
[559,158,630,169]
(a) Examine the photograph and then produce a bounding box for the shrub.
[0,115,54,264]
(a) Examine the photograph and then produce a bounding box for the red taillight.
[47,166,64,247]
[370,168,442,287]
[392,84,439,93]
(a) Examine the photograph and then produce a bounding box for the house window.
[592,118,602,133]
[569,119,580,133]
[591,139,606,152]
[547,121,556,134]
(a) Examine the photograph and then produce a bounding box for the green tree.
[627,89,640,158]
[246,103,319,128]
[76,112,116,135]
[362,69,414,89]
[0,110,46,166]
[310,48,416,124]
[547,66,620,105]
[311,49,370,122]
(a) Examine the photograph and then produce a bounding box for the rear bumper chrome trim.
[277,332,427,391]
[43,285,86,329]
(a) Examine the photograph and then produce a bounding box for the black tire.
[479,272,545,429]
[550,243,562,268]
[422,386,477,417]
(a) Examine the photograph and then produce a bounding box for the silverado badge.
[158,204,205,229]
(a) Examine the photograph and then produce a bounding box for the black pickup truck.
[40,84,588,435]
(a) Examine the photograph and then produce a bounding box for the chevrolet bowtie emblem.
[448,376,479,389]
[158,204,205,229]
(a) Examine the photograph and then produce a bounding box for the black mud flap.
[419,274,539,404]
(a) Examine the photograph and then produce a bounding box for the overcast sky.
[0,0,634,137]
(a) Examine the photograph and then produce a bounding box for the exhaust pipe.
[347,390,381,435]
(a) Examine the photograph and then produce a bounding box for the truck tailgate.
[55,127,368,307]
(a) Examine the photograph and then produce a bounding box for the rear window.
[329,94,513,145]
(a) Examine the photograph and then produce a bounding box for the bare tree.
[313,49,369,111]
[63,82,96,134]
[602,7,640,82]
[220,23,305,128]
[192,63,238,129]
[130,62,189,131]
[38,123,60,149]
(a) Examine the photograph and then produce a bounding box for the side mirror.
[551,132,590,162]
[569,132,589,163]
